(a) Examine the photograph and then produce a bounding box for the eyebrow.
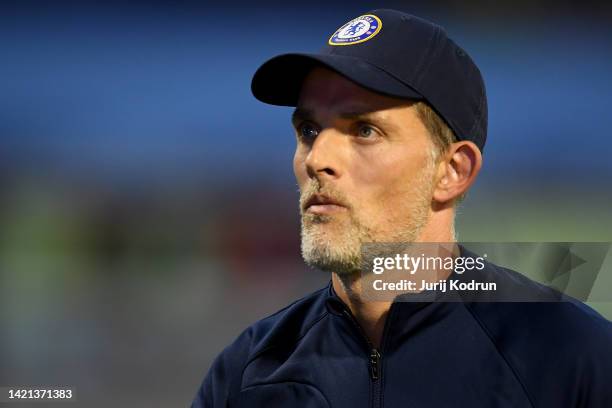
[291,108,312,126]
[291,107,389,125]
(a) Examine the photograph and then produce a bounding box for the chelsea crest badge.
[328,14,382,46]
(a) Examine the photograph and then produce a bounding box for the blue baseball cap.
[251,9,488,151]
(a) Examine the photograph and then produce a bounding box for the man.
[192,9,612,407]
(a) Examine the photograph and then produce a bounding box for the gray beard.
[300,197,430,276]
[298,163,434,276]
[300,212,372,275]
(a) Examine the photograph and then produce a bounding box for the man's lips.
[303,194,347,215]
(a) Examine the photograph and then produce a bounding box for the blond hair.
[414,101,456,159]
[414,101,466,207]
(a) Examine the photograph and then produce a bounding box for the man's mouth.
[303,194,347,215]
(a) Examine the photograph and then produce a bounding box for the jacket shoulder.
[465,264,612,406]
[241,283,330,357]
[191,284,330,407]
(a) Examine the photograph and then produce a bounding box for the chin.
[301,228,362,274]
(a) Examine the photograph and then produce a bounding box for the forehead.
[296,66,424,135]
[297,67,414,120]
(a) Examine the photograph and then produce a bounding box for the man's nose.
[304,129,344,181]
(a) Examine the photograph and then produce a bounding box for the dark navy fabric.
[192,255,612,407]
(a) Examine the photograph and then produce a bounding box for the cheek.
[293,148,308,186]
[348,149,402,186]
[349,149,429,201]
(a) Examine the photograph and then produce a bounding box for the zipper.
[369,348,381,380]
[340,303,397,408]
[370,348,382,408]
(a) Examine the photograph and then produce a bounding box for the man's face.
[293,67,438,275]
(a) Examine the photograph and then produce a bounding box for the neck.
[332,209,456,348]
[332,273,390,349]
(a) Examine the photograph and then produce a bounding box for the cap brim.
[251,53,423,106]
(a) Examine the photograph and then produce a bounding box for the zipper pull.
[369,348,381,380]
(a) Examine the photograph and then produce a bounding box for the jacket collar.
[323,244,481,319]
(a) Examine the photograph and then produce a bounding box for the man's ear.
[433,141,482,204]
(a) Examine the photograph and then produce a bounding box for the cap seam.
[467,85,486,141]
[309,52,428,98]
[412,24,443,88]
[365,59,425,97]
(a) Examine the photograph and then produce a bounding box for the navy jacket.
[192,253,612,407]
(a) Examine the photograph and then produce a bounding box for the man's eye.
[299,123,319,140]
[357,124,376,138]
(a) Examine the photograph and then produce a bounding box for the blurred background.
[1,0,611,406]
